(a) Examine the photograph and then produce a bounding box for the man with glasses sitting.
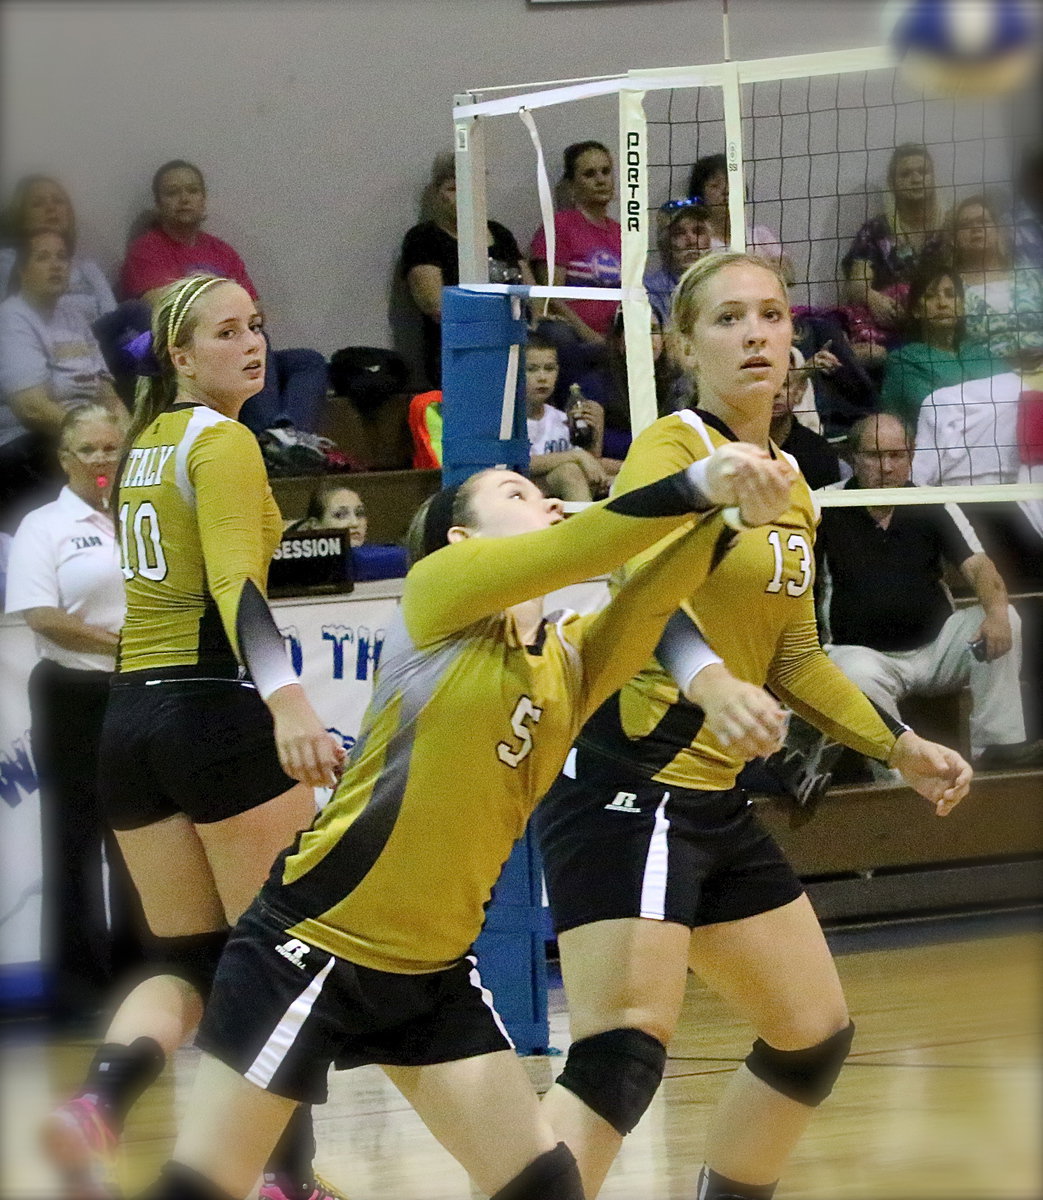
[771,412,1042,802]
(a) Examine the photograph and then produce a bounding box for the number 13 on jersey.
[764,529,812,597]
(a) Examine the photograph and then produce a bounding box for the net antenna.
[452,49,1042,517]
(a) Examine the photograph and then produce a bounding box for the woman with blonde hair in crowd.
[841,143,945,355]
[42,274,346,1200]
[1,174,116,324]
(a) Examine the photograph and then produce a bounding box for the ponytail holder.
[125,330,161,377]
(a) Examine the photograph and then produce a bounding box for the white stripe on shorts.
[638,791,671,920]
[245,956,335,1090]
[465,955,516,1050]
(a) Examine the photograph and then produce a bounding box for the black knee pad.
[556,1027,667,1136]
[745,1020,855,1106]
[151,929,229,1000]
[491,1143,584,1200]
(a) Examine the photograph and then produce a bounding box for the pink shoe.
[40,1095,120,1199]
[259,1175,349,1200]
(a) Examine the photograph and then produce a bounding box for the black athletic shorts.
[196,899,514,1104]
[534,743,803,934]
[100,672,295,830]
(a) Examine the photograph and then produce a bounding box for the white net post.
[453,91,490,285]
[721,60,747,253]
[619,82,658,436]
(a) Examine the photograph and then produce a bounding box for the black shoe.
[764,737,845,809]
[974,739,1043,770]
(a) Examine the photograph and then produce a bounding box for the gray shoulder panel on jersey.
[276,608,476,916]
[174,406,234,507]
[677,409,718,454]
[544,608,583,676]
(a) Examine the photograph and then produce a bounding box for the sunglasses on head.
[660,196,705,213]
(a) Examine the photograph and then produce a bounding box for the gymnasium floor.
[2,914,1040,1199]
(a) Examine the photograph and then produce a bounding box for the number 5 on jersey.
[497,696,543,768]
[119,501,169,581]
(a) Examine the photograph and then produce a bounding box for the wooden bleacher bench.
[271,468,440,545]
[755,769,1043,922]
[270,389,441,543]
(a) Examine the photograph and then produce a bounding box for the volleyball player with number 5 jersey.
[134,412,797,1198]
[533,253,973,1200]
[43,274,345,1200]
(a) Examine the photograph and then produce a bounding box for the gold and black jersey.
[117,404,297,699]
[577,410,905,791]
[262,462,739,974]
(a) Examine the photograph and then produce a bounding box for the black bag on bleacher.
[329,347,409,412]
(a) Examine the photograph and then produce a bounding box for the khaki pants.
[826,605,1025,759]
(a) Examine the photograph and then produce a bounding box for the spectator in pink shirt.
[119,161,327,435]
[120,161,255,302]
[530,141,621,346]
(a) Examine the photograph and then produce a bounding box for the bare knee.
[756,1001,851,1052]
[568,994,680,1048]
[544,462,592,502]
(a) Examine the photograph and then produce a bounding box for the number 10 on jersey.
[119,501,169,581]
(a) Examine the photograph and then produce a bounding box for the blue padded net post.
[440,287,530,487]
[440,290,550,1053]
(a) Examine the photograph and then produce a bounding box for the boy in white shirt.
[525,335,619,501]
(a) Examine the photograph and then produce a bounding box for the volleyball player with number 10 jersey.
[44,274,344,1200]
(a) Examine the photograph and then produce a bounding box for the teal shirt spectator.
[880,340,1005,429]
[962,267,1043,364]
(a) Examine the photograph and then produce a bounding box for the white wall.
[0,0,907,362]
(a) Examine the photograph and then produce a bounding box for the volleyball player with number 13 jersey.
[534,253,972,1200]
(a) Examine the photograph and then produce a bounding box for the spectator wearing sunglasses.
[644,199,714,324]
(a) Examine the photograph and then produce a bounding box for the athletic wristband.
[684,459,744,530]
[235,579,301,701]
[656,609,724,697]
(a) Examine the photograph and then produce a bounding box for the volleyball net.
[450,46,1041,519]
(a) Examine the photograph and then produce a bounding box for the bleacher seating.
[272,468,440,545]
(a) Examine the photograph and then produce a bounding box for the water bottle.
[567,384,595,450]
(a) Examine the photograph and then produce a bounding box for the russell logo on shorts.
[275,937,311,969]
[604,791,642,814]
